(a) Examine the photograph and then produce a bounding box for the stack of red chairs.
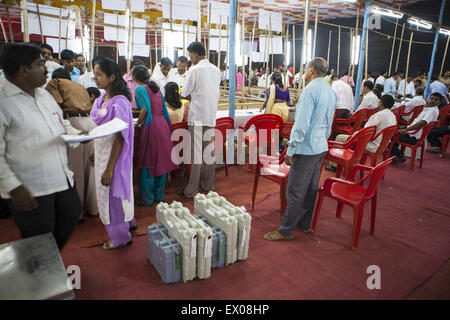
[332,109,369,137]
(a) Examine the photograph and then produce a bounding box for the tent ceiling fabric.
[147,0,421,22]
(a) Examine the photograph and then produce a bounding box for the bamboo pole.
[183,22,186,57]
[35,0,44,43]
[365,30,368,81]
[337,26,341,75]
[313,5,319,57]
[439,35,450,80]
[284,24,289,88]
[154,30,158,62]
[352,7,360,80]
[248,18,256,93]
[269,15,273,76]
[225,16,230,90]
[327,30,331,65]
[197,0,201,41]
[241,12,245,98]
[395,23,405,73]
[58,9,62,58]
[89,0,96,72]
[388,18,399,76]
[115,14,119,63]
[347,28,353,84]
[127,2,133,72]
[170,0,173,31]
[1,12,8,42]
[293,25,296,88]
[217,15,223,68]
[208,3,212,60]
[65,0,72,49]
[264,29,269,88]
[18,2,27,42]
[404,32,414,98]
[148,27,153,72]
[162,22,165,57]
[76,8,85,64]
[299,0,311,90]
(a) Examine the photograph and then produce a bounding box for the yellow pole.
[21,1,29,43]
[439,35,450,80]
[313,5,319,57]
[89,0,96,72]
[337,25,341,75]
[388,18,398,76]
[395,23,405,72]
[404,32,414,98]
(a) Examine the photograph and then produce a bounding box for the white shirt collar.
[2,79,40,98]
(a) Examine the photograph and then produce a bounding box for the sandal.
[103,240,133,250]
[263,231,293,241]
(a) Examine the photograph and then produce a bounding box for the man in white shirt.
[168,56,188,88]
[331,75,354,119]
[151,57,172,95]
[78,56,104,89]
[0,43,84,249]
[375,70,387,86]
[397,86,426,122]
[383,72,399,98]
[398,75,415,99]
[179,42,221,199]
[40,43,61,85]
[358,80,380,110]
[390,92,441,163]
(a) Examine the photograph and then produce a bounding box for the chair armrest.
[335,118,350,125]
[322,177,362,193]
[349,164,373,182]
[328,140,346,148]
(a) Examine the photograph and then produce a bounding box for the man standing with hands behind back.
[178,42,221,199]
[0,43,84,249]
[264,57,337,241]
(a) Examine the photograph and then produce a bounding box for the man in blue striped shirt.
[383,72,399,98]
[264,57,337,241]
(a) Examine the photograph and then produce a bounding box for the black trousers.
[390,134,417,158]
[427,126,450,148]
[10,186,81,249]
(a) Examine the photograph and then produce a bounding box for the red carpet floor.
[0,153,449,300]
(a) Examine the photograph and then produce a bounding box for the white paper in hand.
[61,118,129,144]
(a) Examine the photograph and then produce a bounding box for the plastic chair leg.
[351,206,364,249]
[419,145,424,169]
[336,202,344,218]
[311,189,325,231]
[370,192,377,235]
[251,167,260,211]
[336,164,342,178]
[410,149,416,171]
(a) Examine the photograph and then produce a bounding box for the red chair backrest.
[345,126,377,162]
[372,125,399,154]
[366,108,378,120]
[280,122,294,139]
[365,157,396,199]
[391,105,405,123]
[416,121,437,145]
[215,117,235,143]
[438,104,450,126]
[244,114,283,152]
[338,109,369,131]
[402,105,424,122]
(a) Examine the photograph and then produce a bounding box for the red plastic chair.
[215,117,235,176]
[361,125,399,167]
[251,149,289,215]
[399,105,424,126]
[326,126,376,178]
[239,114,283,170]
[391,105,405,123]
[395,121,436,170]
[333,109,369,136]
[280,122,294,139]
[365,108,378,121]
[168,121,190,189]
[437,105,450,156]
[311,157,396,249]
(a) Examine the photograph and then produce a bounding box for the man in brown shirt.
[46,68,98,221]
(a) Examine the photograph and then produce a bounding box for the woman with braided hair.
[260,72,291,122]
[133,66,178,207]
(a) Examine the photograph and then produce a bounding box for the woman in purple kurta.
[133,67,178,205]
[90,58,136,250]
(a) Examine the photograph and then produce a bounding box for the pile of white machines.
[147,191,252,284]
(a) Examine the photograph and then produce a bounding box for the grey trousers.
[67,116,98,217]
[183,125,216,198]
[278,152,327,237]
